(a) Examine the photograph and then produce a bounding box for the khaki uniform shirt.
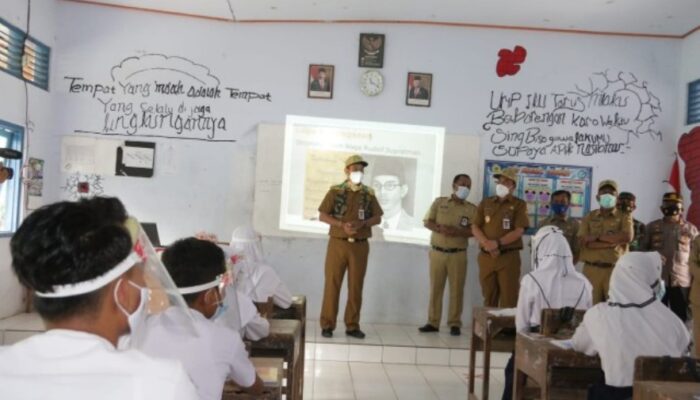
[474,195,530,251]
[318,182,383,239]
[643,219,699,287]
[578,208,633,265]
[689,236,700,306]
[424,196,478,249]
[539,215,581,260]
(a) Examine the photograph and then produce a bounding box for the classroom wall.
[46,2,682,325]
[0,0,58,319]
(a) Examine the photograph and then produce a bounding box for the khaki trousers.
[427,249,468,328]
[320,238,369,331]
[478,251,520,308]
[583,263,614,305]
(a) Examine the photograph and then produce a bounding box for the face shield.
[212,264,243,333]
[230,225,264,264]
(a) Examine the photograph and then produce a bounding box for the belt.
[480,247,521,255]
[432,246,466,253]
[336,237,368,243]
[586,261,614,268]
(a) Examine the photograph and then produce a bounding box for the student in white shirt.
[229,225,293,309]
[571,252,690,400]
[0,197,198,400]
[139,237,264,400]
[503,225,593,400]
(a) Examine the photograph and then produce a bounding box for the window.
[0,17,50,90]
[0,120,24,235]
[689,79,700,125]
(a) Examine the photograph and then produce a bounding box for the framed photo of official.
[406,72,432,107]
[358,33,385,68]
[308,64,334,99]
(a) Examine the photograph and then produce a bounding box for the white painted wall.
[0,0,58,319]
[46,2,683,325]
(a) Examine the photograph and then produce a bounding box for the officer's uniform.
[689,236,700,357]
[423,196,477,328]
[318,179,383,331]
[474,192,529,308]
[643,217,698,321]
[629,218,646,252]
[539,215,581,261]
[578,180,633,304]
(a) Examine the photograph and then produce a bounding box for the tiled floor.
[305,319,510,400]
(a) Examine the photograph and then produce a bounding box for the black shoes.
[321,328,333,338]
[345,329,366,339]
[450,326,461,336]
[418,324,439,333]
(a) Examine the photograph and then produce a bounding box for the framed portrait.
[358,33,385,68]
[406,72,432,107]
[308,64,334,99]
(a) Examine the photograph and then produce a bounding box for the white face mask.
[114,279,149,338]
[349,171,363,184]
[496,183,510,198]
[455,186,470,200]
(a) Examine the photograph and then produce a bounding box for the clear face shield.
[119,218,200,348]
[213,260,243,333]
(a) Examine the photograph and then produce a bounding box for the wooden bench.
[633,381,700,400]
[633,356,700,382]
[270,295,307,400]
[514,331,603,400]
[468,307,516,400]
[250,319,302,400]
[222,357,284,400]
[539,308,586,337]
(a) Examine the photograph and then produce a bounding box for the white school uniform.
[572,252,690,387]
[516,226,593,332]
[218,289,270,341]
[0,329,198,400]
[139,307,257,400]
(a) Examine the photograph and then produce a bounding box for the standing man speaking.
[318,155,383,339]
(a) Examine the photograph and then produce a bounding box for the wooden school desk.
[468,307,516,400]
[222,357,284,400]
[271,295,307,400]
[633,381,700,400]
[250,319,302,400]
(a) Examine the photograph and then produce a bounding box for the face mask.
[599,194,617,209]
[652,279,666,301]
[662,205,680,217]
[496,184,510,198]
[349,171,363,184]
[455,186,470,200]
[114,279,149,336]
[211,302,229,320]
[550,203,569,215]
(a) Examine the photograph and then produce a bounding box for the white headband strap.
[35,252,142,298]
[178,278,220,295]
[230,237,258,244]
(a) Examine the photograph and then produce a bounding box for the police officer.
[318,155,383,339]
[539,190,581,263]
[419,174,477,336]
[578,180,633,304]
[642,192,698,321]
[617,192,646,251]
[472,168,529,308]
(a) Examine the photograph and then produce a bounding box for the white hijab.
[571,252,690,386]
[229,225,292,308]
[517,226,592,331]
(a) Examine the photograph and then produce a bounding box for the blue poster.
[483,159,593,234]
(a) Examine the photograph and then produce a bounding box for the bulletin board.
[483,159,593,234]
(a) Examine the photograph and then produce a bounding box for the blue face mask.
[211,302,229,320]
[551,203,569,215]
[652,279,666,302]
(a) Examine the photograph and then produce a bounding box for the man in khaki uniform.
[642,192,698,322]
[472,168,529,308]
[419,174,477,336]
[689,236,700,357]
[539,190,581,263]
[578,180,633,304]
[318,155,383,339]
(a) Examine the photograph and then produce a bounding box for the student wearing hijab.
[502,226,592,400]
[229,225,293,309]
[571,252,690,400]
[0,198,198,400]
[139,238,264,400]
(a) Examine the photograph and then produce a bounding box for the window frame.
[688,78,700,126]
[0,119,25,237]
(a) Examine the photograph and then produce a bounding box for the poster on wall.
[482,159,593,234]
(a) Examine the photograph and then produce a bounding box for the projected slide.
[280,115,445,245]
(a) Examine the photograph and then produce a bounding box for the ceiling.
[67,0,700,37]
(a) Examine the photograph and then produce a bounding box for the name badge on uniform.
[358,209,365,221]
[460,217,469,227]
[502,218,511,230]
